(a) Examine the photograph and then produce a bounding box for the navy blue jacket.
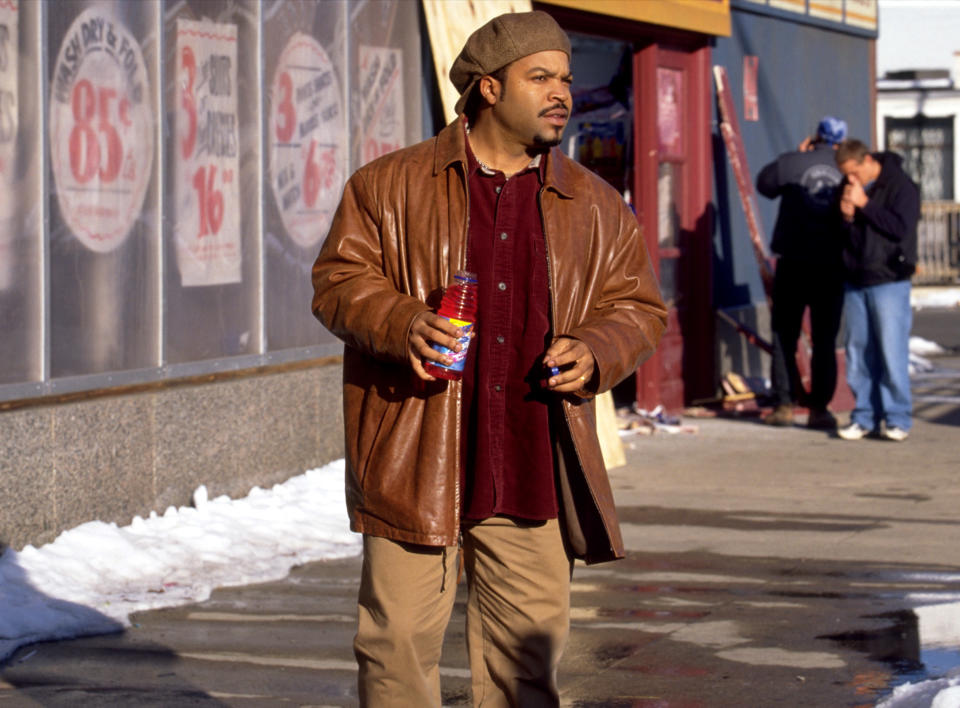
[756,143,845,266]
[842,152,920,287]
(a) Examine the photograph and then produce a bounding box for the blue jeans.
[843,280,913,431]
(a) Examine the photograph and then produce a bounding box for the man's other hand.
[840,196,856,222]
[543,337,596,395]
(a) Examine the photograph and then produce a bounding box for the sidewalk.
[2,352,958,706]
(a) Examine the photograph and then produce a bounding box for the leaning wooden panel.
[422,0,532,124]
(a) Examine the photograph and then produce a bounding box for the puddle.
[598,608,710,621]
[820,602,960,700]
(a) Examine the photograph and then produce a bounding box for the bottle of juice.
[424,271,478,381]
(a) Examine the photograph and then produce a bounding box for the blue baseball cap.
[817,116,847,145]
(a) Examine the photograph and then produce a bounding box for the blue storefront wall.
[709,8,874,383]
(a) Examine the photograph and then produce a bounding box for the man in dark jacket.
[756,117,847,429]
[835,139,920,441]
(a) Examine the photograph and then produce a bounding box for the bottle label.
[430,318,473,372]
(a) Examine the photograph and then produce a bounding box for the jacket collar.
[434,116,575,199]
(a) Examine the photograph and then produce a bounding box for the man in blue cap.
[756,116,848,428]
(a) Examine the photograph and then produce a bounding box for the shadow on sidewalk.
[0,546,227,706]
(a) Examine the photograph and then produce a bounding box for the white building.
[877,66,959,203]
[876,64,960,282]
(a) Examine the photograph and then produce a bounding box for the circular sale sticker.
[49,8,153,253]
[268,33,346,250]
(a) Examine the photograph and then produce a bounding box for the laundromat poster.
[174,18,240,287]
[358,45,404,166]
[48,7,154,254]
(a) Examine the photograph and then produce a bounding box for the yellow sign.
[540,0,731,37]
[727,0,876,32]
[845,0,877,30]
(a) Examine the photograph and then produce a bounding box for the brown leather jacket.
[312,119,666,563]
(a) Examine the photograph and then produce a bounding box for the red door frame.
[634,41,715,411]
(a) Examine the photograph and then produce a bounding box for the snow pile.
[910,336,947,375]
[912,288,960,310]
[911,336,948,357]
[0,461,359,663]
[878,601,960,708]
[877,672,960,708]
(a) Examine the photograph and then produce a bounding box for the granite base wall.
[0,362,344,551]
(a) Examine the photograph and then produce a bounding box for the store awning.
[538,0,731,37]
[424,0,732,123]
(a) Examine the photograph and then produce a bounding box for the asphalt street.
[1,305,958,707]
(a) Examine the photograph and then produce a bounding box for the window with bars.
[884,115,954,202]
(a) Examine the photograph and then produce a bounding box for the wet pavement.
[2,306,959,707]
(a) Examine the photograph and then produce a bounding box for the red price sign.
[49,8,153,253]
[268,33,345,250]
[174,18,240,286]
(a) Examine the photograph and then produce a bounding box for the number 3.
[181,46,197,159]
[275,71,296,143]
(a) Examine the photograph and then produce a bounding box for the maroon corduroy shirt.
[460,131,557,522]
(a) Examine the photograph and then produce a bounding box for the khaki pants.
[355,517,573,707]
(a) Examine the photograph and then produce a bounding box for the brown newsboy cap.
[450,10,571,115]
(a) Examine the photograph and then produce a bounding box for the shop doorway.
[564,34,636,409]
[564,20,714,413]
[634,41,715,412]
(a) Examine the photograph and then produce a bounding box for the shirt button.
[494,385,502,392]
[495,186,502,194]
[496,335,505,344]
[499,232,508,240]
[498,282,506,291]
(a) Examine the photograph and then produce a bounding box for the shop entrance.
[563,17,714,413]
[634,40,715,412]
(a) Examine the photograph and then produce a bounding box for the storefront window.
[0,0,427,399]
[48,0,160,377]
[886,115,954,202]
[163,0,259,364]
[565,34,632,197]
[262,0,422,352]
[0,0,41,384]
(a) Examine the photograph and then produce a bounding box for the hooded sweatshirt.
[841,152,920,287]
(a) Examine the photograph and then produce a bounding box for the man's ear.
[478,75,500,106]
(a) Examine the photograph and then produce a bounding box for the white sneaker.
[882,426,909,442]
[837,422,870,440]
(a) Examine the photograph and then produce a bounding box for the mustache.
[538,103,569,117]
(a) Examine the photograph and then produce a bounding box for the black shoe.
[806,409,837,430]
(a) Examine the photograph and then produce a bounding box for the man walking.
[311,11,666,707]
[834,138,920,441]
[757,117,848,429]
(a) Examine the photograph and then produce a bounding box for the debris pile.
[615,404,699,435]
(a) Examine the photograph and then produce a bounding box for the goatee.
[533,134,562,148]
